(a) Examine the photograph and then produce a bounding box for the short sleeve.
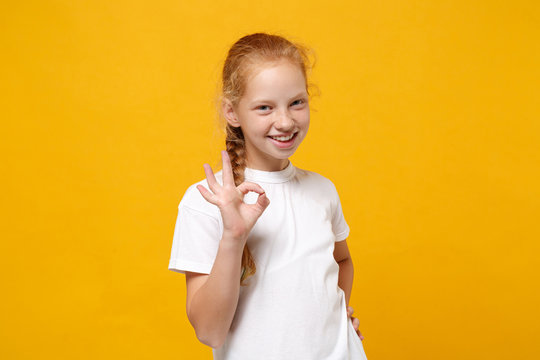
[331,185,350,242]
[168,204,222,275]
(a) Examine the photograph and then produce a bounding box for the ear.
[222,99,241,127]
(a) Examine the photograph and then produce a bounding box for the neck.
[246,158,290,172]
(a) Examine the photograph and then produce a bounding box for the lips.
[267,132,298,149]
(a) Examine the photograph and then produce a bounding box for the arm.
[333,239,354,305]
[334,239,365,341]
[185,234,244,348]
[185,151,270,349]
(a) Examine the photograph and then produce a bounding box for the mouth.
[267,132,298,149]
[268,133,296,142]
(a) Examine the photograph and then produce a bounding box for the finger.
[196,185,218,205]
[347,306,354,317]
[358,331,365,341]
[352,317,360,330]
[237,181,266,195]
[237,182,270,212]
[221,150,234,187]
[255,192,270,211]
[203,163,219,193]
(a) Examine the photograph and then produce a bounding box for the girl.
[169,33,368,359]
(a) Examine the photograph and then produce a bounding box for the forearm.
[337,257,354,306]
[187,235,244,348]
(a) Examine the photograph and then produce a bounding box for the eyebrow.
[250,92,308,105]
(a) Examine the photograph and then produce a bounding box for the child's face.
[227,60,310,171]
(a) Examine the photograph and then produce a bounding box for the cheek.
[300,111,310,128]
[243,122,269,140]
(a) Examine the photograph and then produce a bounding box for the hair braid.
[225,124,256,285]
[225,125,247,186]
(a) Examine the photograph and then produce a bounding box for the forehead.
[242,60,307,100]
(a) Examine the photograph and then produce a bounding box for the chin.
[273,149,298,160]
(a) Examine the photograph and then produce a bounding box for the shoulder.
[292,166,342,205]
[178,171,223,218]
[293,166,339,193]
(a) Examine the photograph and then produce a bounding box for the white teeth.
[270,133,295,141]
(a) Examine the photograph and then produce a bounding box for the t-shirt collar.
[244,161,295,184]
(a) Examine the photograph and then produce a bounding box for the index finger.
[221,150,234,186]
[203,163,219,192]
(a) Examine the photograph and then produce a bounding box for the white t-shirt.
[169,162,368,360]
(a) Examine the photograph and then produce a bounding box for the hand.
[196,150,270,242]
[347,306,365,341]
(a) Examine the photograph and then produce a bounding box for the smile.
[267,132,298,149]
[268,133,296,142]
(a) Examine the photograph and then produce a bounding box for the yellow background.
[1,1,539,359]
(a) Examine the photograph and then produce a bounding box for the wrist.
[220,231,247,251]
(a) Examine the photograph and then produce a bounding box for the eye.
[257,105,271,111]
[290,99,304,107]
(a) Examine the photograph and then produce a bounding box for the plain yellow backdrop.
[1,1,539,359]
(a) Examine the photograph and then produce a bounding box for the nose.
[274,109,295,132]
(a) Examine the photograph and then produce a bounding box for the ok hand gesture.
[196,151,270,243]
